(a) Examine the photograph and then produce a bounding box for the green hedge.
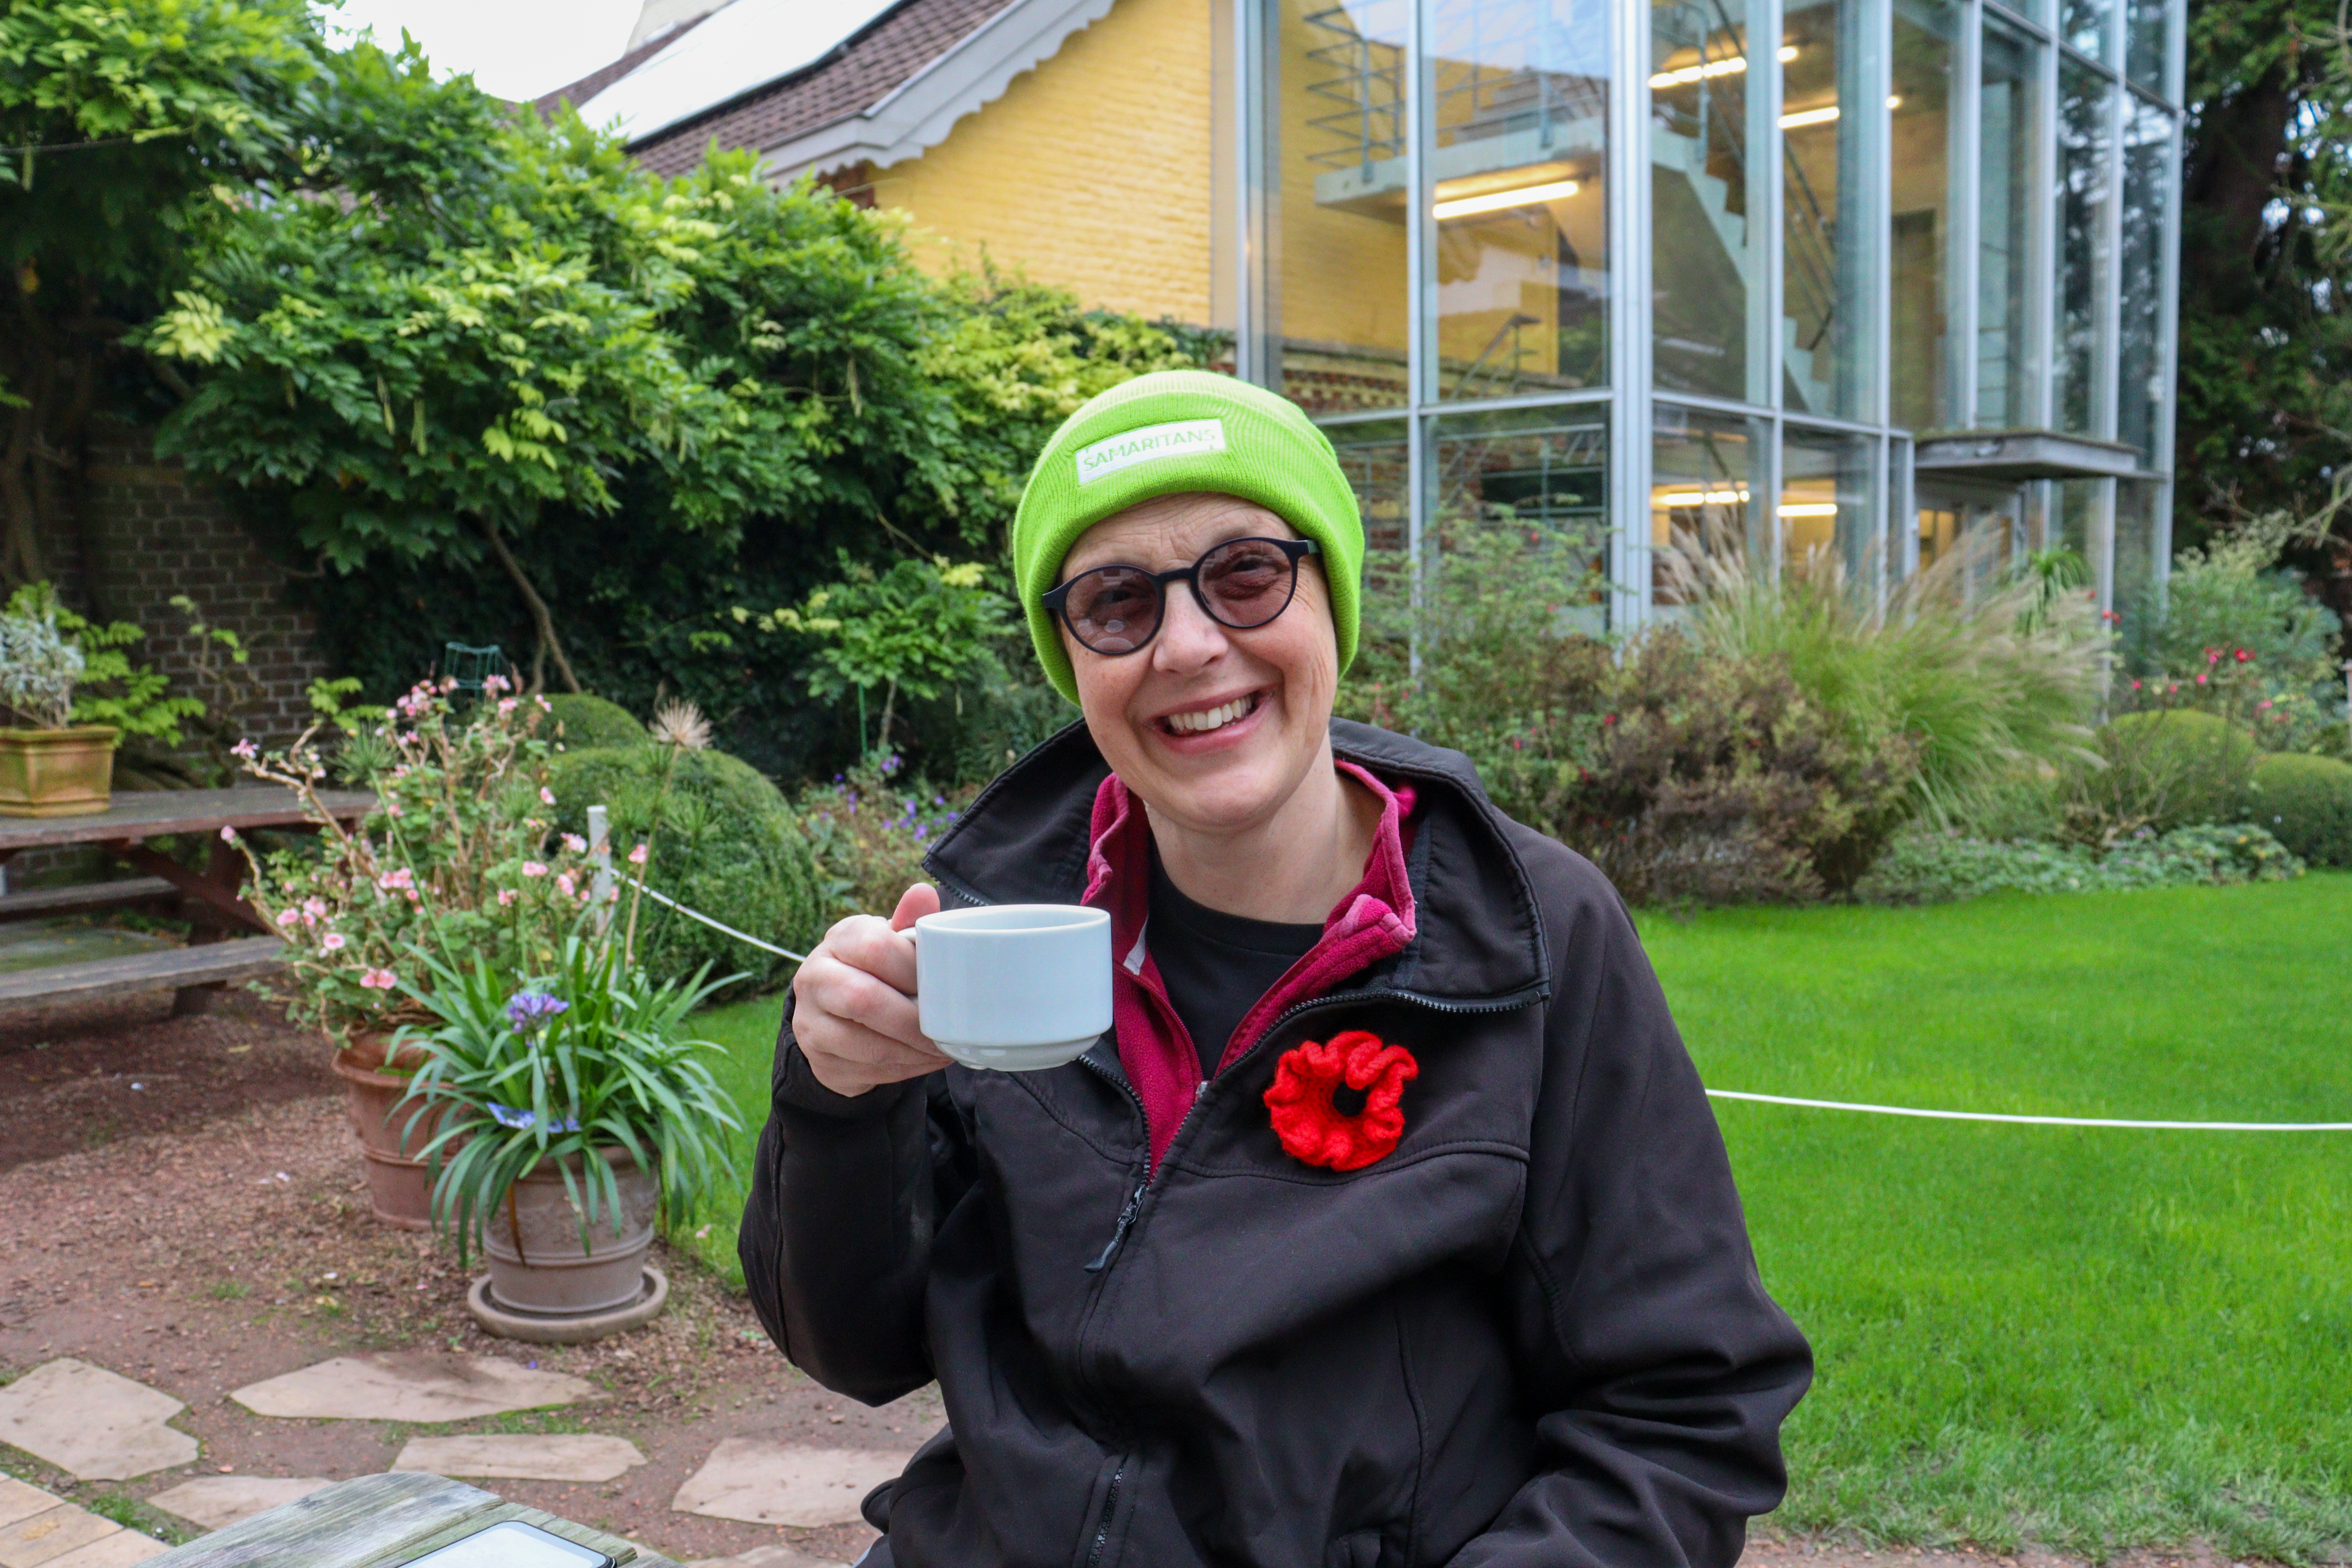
[2093,710,2260,830]
[547,746,826,993]
[2249,752,2352,867]
[541,693,646,750]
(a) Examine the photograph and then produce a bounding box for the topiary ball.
[545,746,826,993]
[541,693,648,751]
[2097,710,2259,829]
[2248,751,2352,867]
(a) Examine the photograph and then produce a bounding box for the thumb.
[889,882,942,933]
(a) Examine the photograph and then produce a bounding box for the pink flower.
[555,871,577,896]
[220,826,238,842]
[321,932,347,952]
[627,844,649,866]
[385,802,403,817]
[377,868,414,891]
[539,787,556,806]
[521,861,548,877]
[497,698,517,717]
[359,968,397,991]
[562,833,586,853]
[483,673,510,694]
[276,907,301,927]
[497,889,518,907]
[231,738,259,760]
[303,897,327,918]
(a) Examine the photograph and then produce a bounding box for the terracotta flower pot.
[482,1147,659,1318]
[332,1030,443,1231]
[0,725,119,818]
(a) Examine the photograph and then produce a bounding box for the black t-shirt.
[1147,860,1324,1081]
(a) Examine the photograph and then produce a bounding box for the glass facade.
[1228,0,2181,628]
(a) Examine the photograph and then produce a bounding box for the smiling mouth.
[1160,693,1262,737]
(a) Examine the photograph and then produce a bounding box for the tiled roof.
[532,13,715,120]
[628,0,1014,177]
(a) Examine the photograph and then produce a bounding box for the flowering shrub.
[235,675,607,1036]
[1859,822,2303,902]
[793,752,973,915]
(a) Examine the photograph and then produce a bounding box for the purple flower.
[505,990,570,1033]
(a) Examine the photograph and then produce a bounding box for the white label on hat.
[1074,419,1227,485]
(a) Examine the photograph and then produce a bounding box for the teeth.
[1167,696,1254,734]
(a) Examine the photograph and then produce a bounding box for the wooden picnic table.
[149,1470,683,1567]
[0,785,373,1013]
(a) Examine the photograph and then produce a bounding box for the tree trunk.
[480,517,582,694]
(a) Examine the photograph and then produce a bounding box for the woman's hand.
[791,882,954,1098]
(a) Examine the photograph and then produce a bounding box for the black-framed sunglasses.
[1041,537,1322,657]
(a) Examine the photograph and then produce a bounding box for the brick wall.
[37,419,331,751]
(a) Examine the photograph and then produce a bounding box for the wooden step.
[0,876,178,922]
[0,936,287,1005]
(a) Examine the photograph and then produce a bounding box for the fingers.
[791,896,954,1098]
[890,882,942,932]
[796,940,924,1051]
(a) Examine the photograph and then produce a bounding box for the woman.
[742,371,1811,1568]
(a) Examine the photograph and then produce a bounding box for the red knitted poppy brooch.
[1263,1031,1420,1172]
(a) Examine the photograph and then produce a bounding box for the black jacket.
[741,720,1811,1568]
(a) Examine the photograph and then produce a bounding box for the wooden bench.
[0,876,178,923]
[0,935,287,1013]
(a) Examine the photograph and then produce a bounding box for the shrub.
[1479,631,1918,903]
[547,746,825,992]
[793,752,973,916]
[542,693,644,750]
[1860,823,2303,903]
[2248,751,2352,866]
[2059,710,2258,845]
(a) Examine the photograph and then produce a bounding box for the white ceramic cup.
[909,904,1113,1072]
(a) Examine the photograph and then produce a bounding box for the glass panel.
[1429,0,1612,401]
[2054,59,2112,435]
[1652,405,1767,618]
[1976,19,2041,427]
[2116,95,2172,461]
[2125,0,2167,90]
[2058,477,2107,601]
[1781,0,1876,419]
[1889,0,1960,431]
[2112,478,2160,657]
[1913,482,2023,597]
[1326,419,1417,664]
[1782,424,1878,582]
[1650,0,1764,402]
[2062,0,2112,62]
[1280,0,1412,413]
[1430,403,1612,632]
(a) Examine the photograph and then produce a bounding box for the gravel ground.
[0,989,2266,1568]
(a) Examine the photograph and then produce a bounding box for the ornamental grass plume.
[648,699,712,753]
[1657,524,2111,829]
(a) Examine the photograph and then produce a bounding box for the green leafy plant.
[541,693,644,750]
[2247,751,2352,866]
[396,936,741,1265]
[2057,709,2261,847]
[1861,822,2306,902]
[793,751,973,915]
[739,552,1012,753]
[0,582,200,739]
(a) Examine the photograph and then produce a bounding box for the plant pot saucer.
[465,1265,669,1345]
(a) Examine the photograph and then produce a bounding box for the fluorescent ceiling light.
[1654,488,1750,506]
[1435,179,1581,220]
[1647,44,1799,88]
[1779,502,1840,517]
[1779,105,1840,128]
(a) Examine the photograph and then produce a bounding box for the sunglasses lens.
[1063,566,1161,653]
[1198,540,1298,628]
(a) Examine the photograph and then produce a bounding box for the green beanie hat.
[1013,370,1365,703]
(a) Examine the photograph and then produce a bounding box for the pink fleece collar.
[1081,762,1419,1172]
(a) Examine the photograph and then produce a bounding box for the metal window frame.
[1947,0,1984,432]
[1612,0,1653,626]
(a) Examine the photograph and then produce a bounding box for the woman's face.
[1058,492,1340,839]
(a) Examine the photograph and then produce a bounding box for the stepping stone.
[392,1434,645,1484]
[145,1476,334,1531]
[0,1477,58,1529]
[670,1440,913,1528]
[686,1548,847,1568]
[0,1361,197,1481]
[228,1353,595,1423]
[42,1532,169,1565]
[0,1500,129,1565]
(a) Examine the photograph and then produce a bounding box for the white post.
[586,804,615,933]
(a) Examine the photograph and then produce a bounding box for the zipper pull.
[1084,1181,1148,1273]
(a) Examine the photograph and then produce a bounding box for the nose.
[1151,579,1232,675]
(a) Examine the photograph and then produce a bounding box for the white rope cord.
[1705,1088,2352,1131]
[621,877,808,964]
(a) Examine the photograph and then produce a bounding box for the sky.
[315,0,646,105]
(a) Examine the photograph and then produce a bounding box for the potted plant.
[396,937,740,1337]
[234,675,603,1227]
[0,583,207,816]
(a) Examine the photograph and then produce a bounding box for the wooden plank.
[0,788,375,853]
[367,1499,682,1568]
[145,1473,504,1567]
[0,877,176,921]
[0,936,285,1005]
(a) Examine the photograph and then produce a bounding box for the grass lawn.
[1644,872,2352,1559]
[675,873,2352,1558]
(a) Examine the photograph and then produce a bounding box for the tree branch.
[480,517,581,694]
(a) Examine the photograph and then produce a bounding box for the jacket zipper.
[1084,1455,1127,1568]
[1083,1181,1148,1272]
